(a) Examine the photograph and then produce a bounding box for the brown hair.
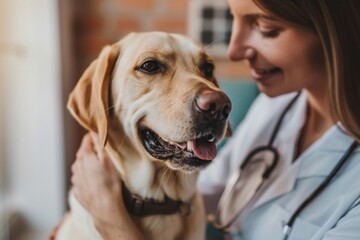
[253,0,360,143]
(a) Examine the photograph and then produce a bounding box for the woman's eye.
[201,62,214,79]
[139,60,163,74]
[260,29,281,38]
[254,20,282,38]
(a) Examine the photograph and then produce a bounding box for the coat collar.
[296,124,358,178]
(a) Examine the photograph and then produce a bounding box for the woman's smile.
[250,66,282,82]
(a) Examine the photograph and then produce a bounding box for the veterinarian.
[70,0,360,239]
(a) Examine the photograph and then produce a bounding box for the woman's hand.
[71,132,144,239]
[71,132,123,225]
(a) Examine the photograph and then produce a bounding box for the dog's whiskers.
[183,172,191,189]
[105,104,116,112]
[118,135,129,150]
[173,170,180,193]
[174,146,181,156]
[204,38,226,50]
[154,134,161,145]
[156,167,169,198]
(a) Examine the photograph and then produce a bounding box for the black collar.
[122,182,192,217]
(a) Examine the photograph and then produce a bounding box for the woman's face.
[227,0,327,97]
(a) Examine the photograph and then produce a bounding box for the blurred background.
[0,0,251,239]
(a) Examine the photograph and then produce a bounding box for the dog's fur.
[55,32,231,240]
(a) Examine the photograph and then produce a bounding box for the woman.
[71,0,360,239]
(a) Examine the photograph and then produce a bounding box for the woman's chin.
[256,84,279,98]
[256,84,293,98]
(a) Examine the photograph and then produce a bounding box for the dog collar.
[122,182,192,217]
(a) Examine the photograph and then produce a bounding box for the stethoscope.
[210,92,359,240]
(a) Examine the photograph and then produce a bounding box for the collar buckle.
[178,201,192,216]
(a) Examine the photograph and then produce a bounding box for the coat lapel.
[251,124,356,211]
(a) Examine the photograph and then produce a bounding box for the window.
[188,0,233,58]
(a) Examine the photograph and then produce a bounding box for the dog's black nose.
[194,89,231,121]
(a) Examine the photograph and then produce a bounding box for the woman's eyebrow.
[245,13,279,22]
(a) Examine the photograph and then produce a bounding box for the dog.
[54,32,231,240]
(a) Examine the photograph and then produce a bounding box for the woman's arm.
[71,132,144,240]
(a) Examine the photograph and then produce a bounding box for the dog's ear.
[67,44,120,148]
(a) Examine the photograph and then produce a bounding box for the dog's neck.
[121,177,194,217]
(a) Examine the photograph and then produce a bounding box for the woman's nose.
[228,44,255,61]
[227,22,255,61]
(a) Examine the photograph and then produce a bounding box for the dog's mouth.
[139,127,219,171]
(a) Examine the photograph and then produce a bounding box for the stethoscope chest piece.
[213,145,280,232]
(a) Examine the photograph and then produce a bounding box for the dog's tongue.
[187,139,216,160]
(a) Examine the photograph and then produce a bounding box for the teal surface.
[206,224,226,240]
[217,79,259,149]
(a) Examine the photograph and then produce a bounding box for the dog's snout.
[194,90,231,121]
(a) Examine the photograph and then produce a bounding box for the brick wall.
[72,0,250,81]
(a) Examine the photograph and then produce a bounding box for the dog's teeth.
[177,143,187,150]
[187,141,194,152]
[169,141,186,150]
[206,135,215,142]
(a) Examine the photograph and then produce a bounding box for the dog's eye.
[201,62,214,79]
[139,60,163,74]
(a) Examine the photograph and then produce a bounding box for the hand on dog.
[71,132,145,239]
[71,132,124,226]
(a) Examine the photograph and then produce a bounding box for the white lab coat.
[198,91,360,240]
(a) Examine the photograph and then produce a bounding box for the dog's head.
[68,32,231,173]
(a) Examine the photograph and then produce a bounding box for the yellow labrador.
[55,32,231,240]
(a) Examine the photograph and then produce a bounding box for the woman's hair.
[253,0,360,143]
